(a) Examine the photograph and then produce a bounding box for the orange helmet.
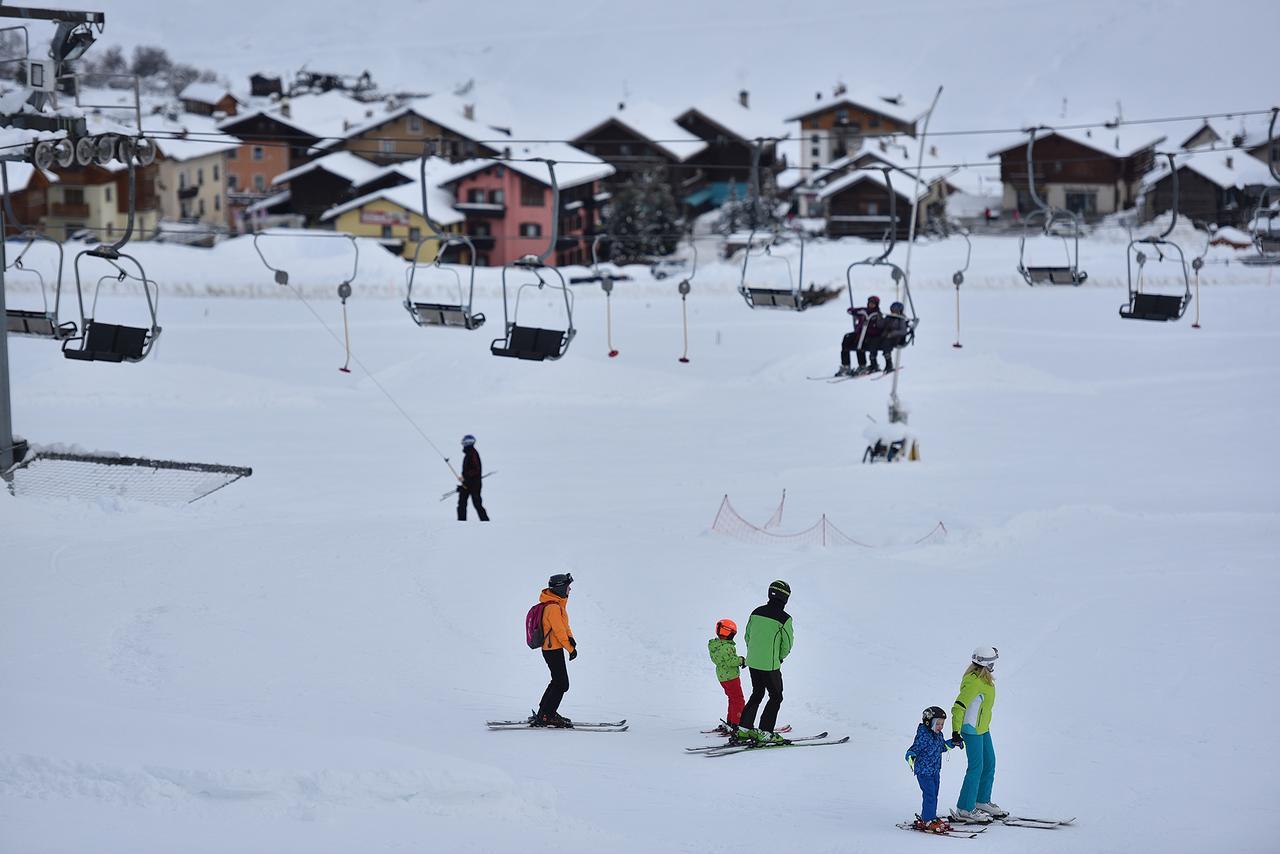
[715,618,737,639]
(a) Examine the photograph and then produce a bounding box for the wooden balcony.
[50,202,90,218]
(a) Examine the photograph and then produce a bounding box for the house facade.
[310,99,504,166]
[1141,150,1278,228]
[322,184,463,261]
[179,82,241,117]
[788,92,920,186]
[673,94,784,212]
[154,123,233,228]
[991,129,1164,220]
[42,162,160,242]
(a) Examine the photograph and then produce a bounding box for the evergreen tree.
[604,167,680,261]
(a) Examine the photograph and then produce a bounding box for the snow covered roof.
[441,142,613,190]
[787,89,923,126]
[1203,113,1278,151]
[817,168,929,202]
[573,102,702,160]
[151,115,237,162]
[988,127,1166,159]
[246,190,290,214]
[218,91,376,142]
[1141,148,1280,191]
[0,160,58,191]
[319,178,464,227]
[179,82,238,107]
[311,96,507,155]
[271,150,385,187]
[678,99,789,145]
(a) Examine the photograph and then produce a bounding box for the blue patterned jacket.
[905,723,954,776]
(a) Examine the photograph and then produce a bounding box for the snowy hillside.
[2,234,1278,852]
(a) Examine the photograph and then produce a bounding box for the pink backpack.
[525,602,550,649]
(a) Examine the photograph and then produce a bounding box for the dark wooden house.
[1141,149,1278,228]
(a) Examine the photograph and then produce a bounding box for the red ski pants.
[720,677,745,726]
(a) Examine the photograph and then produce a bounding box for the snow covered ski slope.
[2,234,1278,853]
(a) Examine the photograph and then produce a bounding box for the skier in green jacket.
[951,646,1007,823]
[737,580,794,745]
[707,618,747,734]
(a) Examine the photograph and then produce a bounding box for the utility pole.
[1,201,16,471]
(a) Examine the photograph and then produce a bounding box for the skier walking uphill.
[951,646,1007,823]
[835,296,883,377]
[533,573,576,727]
[738,580,794,745]
[456,435,489,521]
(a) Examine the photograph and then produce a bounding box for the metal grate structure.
[4,449,252,505]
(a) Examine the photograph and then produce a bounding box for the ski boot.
[911,819,930,832]
[752,729,789,746]
[728,727,756,746]
[710,723,733,736]
[833,365,853,378]
[951,808,992,824]
[975,801,1007,818]
[551,712,574,728]
[925,819,951,834]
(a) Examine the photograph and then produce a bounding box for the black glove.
[567,637,577,661]
[456,485,464,494]
[951,733,965,749]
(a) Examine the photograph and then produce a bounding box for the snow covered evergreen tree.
[604,167,680,261]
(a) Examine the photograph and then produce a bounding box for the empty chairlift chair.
[490,160,575,362]
[1242,108,1280,266]
[1120,153,1191,322]
[738,138,808,310]
[60,159,162,363]
[403,151,485,330]
[1017,127,1088,286]
[1,162,78,340]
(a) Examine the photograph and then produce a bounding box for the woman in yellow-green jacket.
[951,646,1007,823]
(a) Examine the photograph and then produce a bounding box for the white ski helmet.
[971,646,999,671]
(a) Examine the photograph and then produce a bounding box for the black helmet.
[890,301,904,314]
[922,706,947,728]
[548,573,574,596]
[768,579,791,601]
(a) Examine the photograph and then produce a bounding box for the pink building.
[441,145,613,267]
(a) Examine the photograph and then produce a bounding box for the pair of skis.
[486,718,628,732]
[808,367,903,384]
[898,814,1075,839]
[686,731,850,757]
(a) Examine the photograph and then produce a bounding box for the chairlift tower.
[0,3,107,471]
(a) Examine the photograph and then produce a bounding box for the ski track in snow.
[2,234,1278,853]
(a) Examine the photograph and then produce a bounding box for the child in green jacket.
[707,619,746,734]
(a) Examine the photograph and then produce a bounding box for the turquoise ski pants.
[956,729,995,811]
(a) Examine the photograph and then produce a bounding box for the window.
[471,221,491,237]
[253,174,265,191]
[868,116,881,128]
[520,177,544,207]
[106,223,113,238]
[105,186,112,202]
[476,253,490,267]
[867,201,879,215]
[489,189,504,205]
[495,166,504,177]
[519,222,542,238]
[213,165,220,181]
[252,146,265,160]
[1065,191,1098,217]
[65,188,84,204]
[179,172,187,189]
[380,138,395,154]
[1053,160,1063,173]
[467,188,486,203]
[198,199,205,216]
[408,116,423,133]
[408,226,421,242]
[620,143,632,156]
[215,195,221,211]
[197,167,204,185]
[836,109,848,124]
[381,225,393,239]
[811,147,820,159]
[227,174,238,190]
[228,148,237,160]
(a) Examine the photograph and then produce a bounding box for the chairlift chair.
[4,234,77,340]
[1120,153,1192,322]
[1,161,77,340]
[844,168,919,342]
[1017,128,1088,286]
[1242,108,1280,266]
[403,149,485,329]
[490,160,576,362]
[60,159,162,363]
[738,138,808,311]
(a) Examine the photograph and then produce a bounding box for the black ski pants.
[457,479,489,521]
[538,648,570,716]
[740,667,784,732]
[842,333,888,369]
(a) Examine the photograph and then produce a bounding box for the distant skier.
[532,573,576,727]
[835,295,882,377]
[877,301,912,372]
[707,618,747,735]
[456,434,489,521]
[737,580,794,745]
[905,706,964,833]
[951,646,1007,823]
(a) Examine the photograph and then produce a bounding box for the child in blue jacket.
[905,706,964,832]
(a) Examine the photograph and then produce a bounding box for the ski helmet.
[890,301,904,314]
[768,579,791,601]
[971,645,999,672]
[715,618,738,639]
[461,434,476,448]
[548,572,574,596]
[867,295,881,307]
[922,706,947,730]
